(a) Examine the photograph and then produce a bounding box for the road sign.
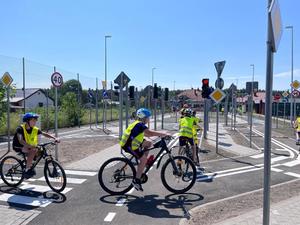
[269,0,282,52]
[292,90,299,97]
[114,71,130,88]
[51,72,63,87]
[215,78,224,89]
[274,93,281,100]
[210,88,226,104]
[291,80,300,90]
[1,72,13,87]
[282,91,289,98]
[214,61,226,77]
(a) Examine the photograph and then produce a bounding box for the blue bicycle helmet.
[23,112,39,122]
[136,108,151,119]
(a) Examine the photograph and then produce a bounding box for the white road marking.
[38,177,86,184]
[250,153,265,159]
[126,188,134,194]
[116,198,126,206]
[282,159,300,167]
[284,172,300,178]
[21,184,72,194]
[0,193,52,207]
[271,156,290,163]
[271,168,283,172]
[104,212,116,222]
[64,170,97,176]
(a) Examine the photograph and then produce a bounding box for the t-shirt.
[124,122,148,150]
[13,125,42,148]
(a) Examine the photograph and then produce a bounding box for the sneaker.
[24,168,36,179]
[132,178,143,192]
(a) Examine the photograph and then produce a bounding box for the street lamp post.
[152,67,156,87]
[103,35,111,130]
[250,64,255,148]
[286,26,294,124]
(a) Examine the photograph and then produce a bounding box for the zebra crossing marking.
[37,177,87,184]
[64,170,97,176]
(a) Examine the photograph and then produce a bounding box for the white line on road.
[104,212,116,222]
[64,170,97,176]
[38,177,86,184]
[250,153,265,159]
[284,172,300,178]
[271,168,283,172]
[282,159,300,167]
[271,156,290,163]
[20,184,72,194]
[0,193,52,207]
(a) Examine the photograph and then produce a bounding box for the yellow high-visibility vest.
[120,121,145,150]
[21,124,38,146]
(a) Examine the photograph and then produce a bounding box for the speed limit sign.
[51,72,63,87]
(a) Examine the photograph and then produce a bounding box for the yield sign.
[291,80,300,90]
[1,72,13,87]
[210,88,226,104]
[214,61,226,76]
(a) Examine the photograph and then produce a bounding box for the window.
[38,102,43,107]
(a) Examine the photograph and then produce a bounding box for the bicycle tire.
[98,157,136,195]
[0,156,25,187]
[44,159,67,193]
[161,155,196,194]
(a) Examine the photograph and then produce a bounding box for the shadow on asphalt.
[0,185,67,209]
[100,193,204,219]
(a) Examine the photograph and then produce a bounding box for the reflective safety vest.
[120,121,145,150]
[297,118,300,132]
[179,117,194,138]
[21,124,38,146]
[192,116,199,138]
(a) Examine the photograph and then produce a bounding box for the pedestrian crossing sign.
[210,88,226,104]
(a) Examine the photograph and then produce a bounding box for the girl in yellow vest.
[13,112,59,178]
[120,108,169,191]
[293,117,300,145]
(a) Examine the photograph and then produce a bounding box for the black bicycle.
[98,137,197,195]
[0,142,67,193]
[180,137,200,165]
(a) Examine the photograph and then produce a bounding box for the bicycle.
[98,137,197,195]
[0,141,67,193]
[180,137,200,166]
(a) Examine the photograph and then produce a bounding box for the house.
[177,89,204,109]
[10,88,54,110]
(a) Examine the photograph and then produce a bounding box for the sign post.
[51,70,63,160]
[263,1,282,224]
[1,72,13,152]
[213,60,226,154]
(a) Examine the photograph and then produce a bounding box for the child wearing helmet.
[178,108,199,166]
[120,108,169,191]
[12,112,59,178]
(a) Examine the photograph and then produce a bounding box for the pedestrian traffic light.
[164,88,169,101]
[201,79,210,98]
[129,85,135,100]
[153,83,158,99]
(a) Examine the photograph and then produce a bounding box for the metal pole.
[286,26,294,124]
[54,67,58,161]
[263,1,273,223]
[234,97,237,130]
[250,64,255,147]
[104,35,111,129]
[225,94,229,126]
[96,78,99,127]
[111,81,113,121]
[7,87,10,152]
[231,89,234,130]
[119,73,124,139]
[283,100,286,125]
[162,95,164,129]
[276,101,279,128]
[204,99,208,139]
[22,57,26,114]
[125,83,129,128]
[154,99,157,130]
[46,89,49,132]
[77,73,80,128]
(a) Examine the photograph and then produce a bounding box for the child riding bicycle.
[120,108,169,191]
[12,112,59,178]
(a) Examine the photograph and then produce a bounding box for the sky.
[0,0,299,91]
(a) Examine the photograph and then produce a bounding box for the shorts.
[179,136,194,147]
[123,146,144,159]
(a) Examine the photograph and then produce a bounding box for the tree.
[0,83,6,125]
[61,92,82,126]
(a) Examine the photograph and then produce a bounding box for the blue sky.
[0,0,299,91]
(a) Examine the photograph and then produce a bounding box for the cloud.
[274,69,300,78]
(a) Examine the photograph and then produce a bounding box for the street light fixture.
[285,26,294,123]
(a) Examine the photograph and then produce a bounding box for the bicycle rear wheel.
[44,159,67,193]
[98,157,136,195]
[161,155,196,194]
[0,156,25,187]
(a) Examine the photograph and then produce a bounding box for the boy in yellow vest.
[293,116,300,145]
[120,108,169,191]
[13,112,59,178]
[178,108,198,166]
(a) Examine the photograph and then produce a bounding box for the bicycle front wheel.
[44,159,67,193]
[0,156,25,187]
[98,157,136,195]
[161,155,196,194]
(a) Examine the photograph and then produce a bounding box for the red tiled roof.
[178,89,204,101]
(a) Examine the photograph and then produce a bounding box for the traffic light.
[129,85,135,100]
[164,88,169,101]
[153,83,158,99]
[201,79,210,98]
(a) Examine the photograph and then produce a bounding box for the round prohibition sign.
[51,72,63,87]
